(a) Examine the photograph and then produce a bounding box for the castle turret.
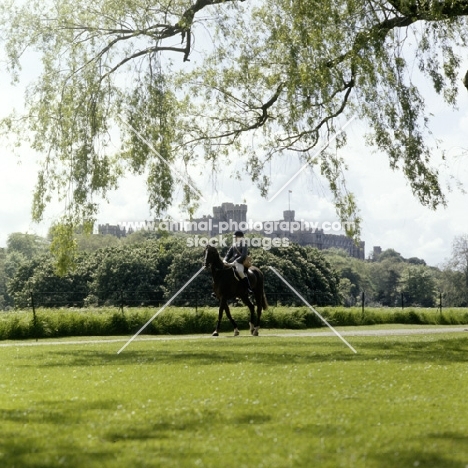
[283,210,295,222]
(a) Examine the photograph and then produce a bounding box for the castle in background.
[98,202,365,259]
[196,202,365,259]
[98,223,132,238]
[213,202,247,225]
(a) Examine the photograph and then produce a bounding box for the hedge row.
[1,306,468,341]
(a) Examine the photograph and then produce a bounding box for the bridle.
[203,245,229,272]
[203,246,211,269]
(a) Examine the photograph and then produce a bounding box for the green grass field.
[1,330,468,467]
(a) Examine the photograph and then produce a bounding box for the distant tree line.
[323,239,468,308]
[1,232,340,309]
[1,231,468,310]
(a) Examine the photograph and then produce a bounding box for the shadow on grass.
[0,401,119,468]
[103,408,226,442]
[0,399,119,425]
[0,437,113,468]
[14,334,468,369]
[371,449,464,468]
[358,336,468,364]
[0,399,274,467]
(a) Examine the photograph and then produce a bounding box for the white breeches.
[232,261,246,279]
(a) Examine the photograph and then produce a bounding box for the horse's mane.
[207,245,224,269]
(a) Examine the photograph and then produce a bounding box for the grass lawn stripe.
[0,333,467,467]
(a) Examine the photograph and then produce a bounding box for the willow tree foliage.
[448,234,468,303]
[1,0,468,270]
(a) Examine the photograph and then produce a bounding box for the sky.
[1,35,468,268]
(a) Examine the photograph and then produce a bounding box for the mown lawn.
[1,332,467,467]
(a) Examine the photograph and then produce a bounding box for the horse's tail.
[253,267,268,310]
[262,290,269,310]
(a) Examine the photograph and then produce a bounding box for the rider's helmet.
[234,230,244,238]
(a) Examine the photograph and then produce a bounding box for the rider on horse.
[223,230,253,294]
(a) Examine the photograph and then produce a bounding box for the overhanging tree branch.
[2,0,468,273]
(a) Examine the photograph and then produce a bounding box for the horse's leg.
[252,299,262,336]
[240,295,256,335]
[224,302,239,336]
[212,300,225,336]
[247,290,262,337]
[250,271,265,336]
[244,272,257,334]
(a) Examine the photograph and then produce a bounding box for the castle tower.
[283,210,295,222]
[213,202,247,223]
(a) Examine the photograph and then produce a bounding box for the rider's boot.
[242,277,253,294]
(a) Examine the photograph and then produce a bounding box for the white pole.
[268,266,357,354]
[117,266,206,354]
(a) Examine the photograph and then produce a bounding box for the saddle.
[224,262,249,282]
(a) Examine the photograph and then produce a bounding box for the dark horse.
[203,245,268,336]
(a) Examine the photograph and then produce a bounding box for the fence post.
[120,289,124,314]
[30,290,38,342]
[361,291,365,316]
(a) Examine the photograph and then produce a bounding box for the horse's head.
[203,244,218,269]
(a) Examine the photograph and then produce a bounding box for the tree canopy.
[1,0,467,269]
[4,232,468,309]
[6,235,342,308]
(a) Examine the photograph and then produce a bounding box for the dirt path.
[0,326,466,348]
